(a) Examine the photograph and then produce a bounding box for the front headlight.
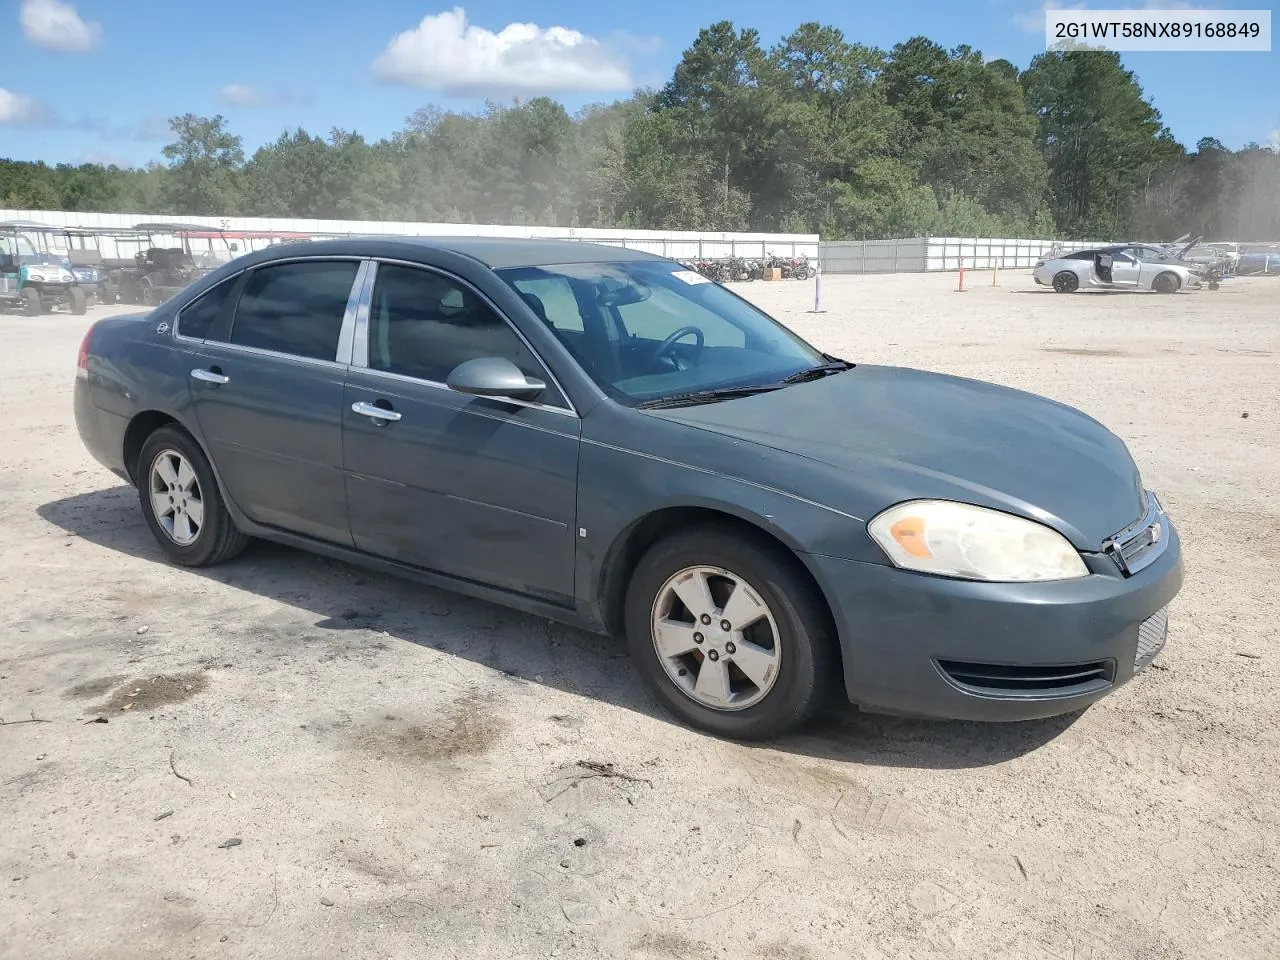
[868,500,1089,582]
[28,272,46,282]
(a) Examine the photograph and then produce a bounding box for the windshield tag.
[671,270,711,285]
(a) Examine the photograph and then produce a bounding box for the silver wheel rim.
[148,449,204,546]
[650,565,782,712]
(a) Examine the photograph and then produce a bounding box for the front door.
[1108,251,1142,286]
[342,262,581,604]
[189,258,363,546]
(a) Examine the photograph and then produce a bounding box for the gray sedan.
[73,238,1183,740]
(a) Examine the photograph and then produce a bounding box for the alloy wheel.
[148,449,204,546]
[650,565,782,711]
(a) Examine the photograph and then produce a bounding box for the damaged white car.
[1034,245,1202,294]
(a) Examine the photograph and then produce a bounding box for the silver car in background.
[1034,245,1202,294]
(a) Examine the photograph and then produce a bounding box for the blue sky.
[1,0,1276,167]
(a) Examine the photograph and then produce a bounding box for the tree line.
[2,23,1278,241]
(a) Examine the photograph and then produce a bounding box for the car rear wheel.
[137,425,248,567]
[138,280,157,306]
[1153,272,1180,294]
[1052,271,1079,293]
[624,526,836,740]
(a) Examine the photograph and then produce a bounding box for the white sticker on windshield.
[671,269,711,285]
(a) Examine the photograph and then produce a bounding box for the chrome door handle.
[191,368,230,385]
[351,401,401,423]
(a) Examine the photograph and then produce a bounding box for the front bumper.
[806,518,1184,721]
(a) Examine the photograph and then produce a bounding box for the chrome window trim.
[353,257,579,419]
[194,339,350,371]
[335,260,373,366]
[350,260,377,368]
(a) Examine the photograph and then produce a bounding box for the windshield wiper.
[636,384,784,410]
[779,357,855,384]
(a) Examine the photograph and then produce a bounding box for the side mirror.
[446,356,546,401]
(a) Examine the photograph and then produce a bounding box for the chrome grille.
[1106,491,1168,576]
[1135,606,1169,671]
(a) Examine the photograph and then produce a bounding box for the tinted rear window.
[229,260,359,361]
[177,277,237,340]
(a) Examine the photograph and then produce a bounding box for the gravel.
[1,271,1276,959]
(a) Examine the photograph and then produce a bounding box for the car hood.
[650,365,1146,550]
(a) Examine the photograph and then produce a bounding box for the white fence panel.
[0,209,819,263]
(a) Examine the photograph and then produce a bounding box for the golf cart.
[178,228,310,263]
[0,220,88,315]
[115,222,222,307]
[58,226,125,305]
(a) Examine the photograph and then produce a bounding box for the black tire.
[624,525,837,741]
[22,288,41,316]
[136,425,248,567]
[794,265,811,280]
[69,287,88,315]
[138,280,156,306]
[1153,272,1180,294]
[1052,271,1079,294]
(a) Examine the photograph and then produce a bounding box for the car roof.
[252,236,670,270]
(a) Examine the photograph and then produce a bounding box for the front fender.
[574,432,873,609]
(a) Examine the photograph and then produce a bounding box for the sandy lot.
[2,270,1277,960]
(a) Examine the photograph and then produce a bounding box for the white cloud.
[372,7,632,97]
[1267,129,1280,152]
[20,0,102,53]
[0,88,44,124]
[218,84,312,108]
[220,84,263,107]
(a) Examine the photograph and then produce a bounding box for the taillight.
[76,324,94,380]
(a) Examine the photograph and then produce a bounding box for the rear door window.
[176,277,237,340]
[228,260,360,361]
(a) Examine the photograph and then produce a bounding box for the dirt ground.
[2,270,1277,960]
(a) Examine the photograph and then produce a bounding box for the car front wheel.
[137,425,248,566]
[625,526,836,740]
[1052,271,1079,293]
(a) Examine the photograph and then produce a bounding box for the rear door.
[342,261,581,604]
[187,257,365,545]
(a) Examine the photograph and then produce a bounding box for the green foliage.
[160,113,245,215]
[2,22,1275,241]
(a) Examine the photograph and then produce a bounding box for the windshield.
[497,260,826,405]
[0,235,41,261]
